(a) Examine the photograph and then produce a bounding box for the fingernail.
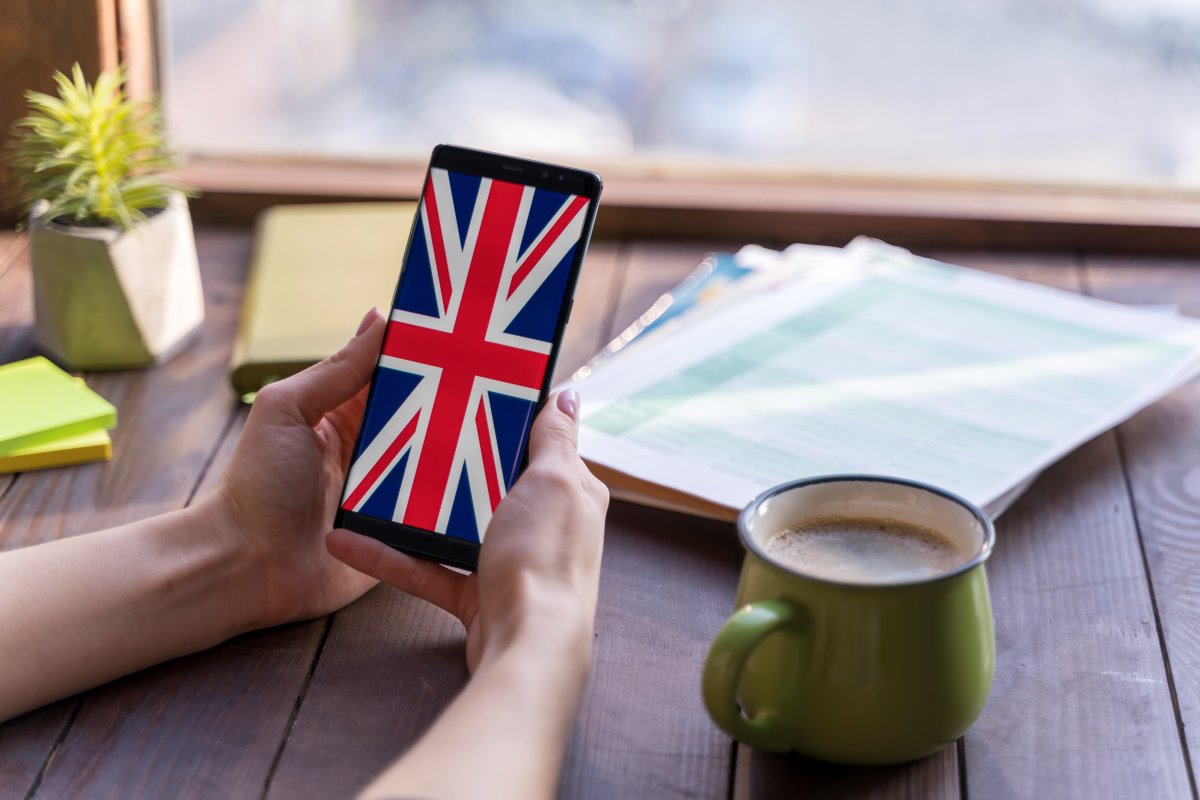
[557,388,580,422]
[356,307,379,336]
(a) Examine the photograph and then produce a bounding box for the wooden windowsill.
[2,153,1194,252]
[172,155,1200,253]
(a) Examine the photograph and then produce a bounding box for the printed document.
[566,241,1200,518]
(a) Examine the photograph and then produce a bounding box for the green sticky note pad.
[0,357,117,455]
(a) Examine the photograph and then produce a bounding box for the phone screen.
[339,159,594,551]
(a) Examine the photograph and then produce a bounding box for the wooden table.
[1,229,1197,800]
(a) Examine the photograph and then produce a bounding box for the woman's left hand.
[209,307,387,630]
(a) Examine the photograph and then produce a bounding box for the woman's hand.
[0,308,390,721]
[208,307,388,631]
[326,388,608,672]
[329,389,608,800]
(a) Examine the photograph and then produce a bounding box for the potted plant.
[8,64,203,370]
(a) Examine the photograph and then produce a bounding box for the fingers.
[526,389,581,468]
[256,308,385,427]
[326,529,466,619]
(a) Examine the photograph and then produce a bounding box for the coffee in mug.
[702,475,995,764]
[764,516,969,584]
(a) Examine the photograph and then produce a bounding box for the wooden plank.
[931,250,1079,285]
[31,405,333,800]
[1082,255,1200,791]
[725,247,984,799]
[0,232,29,507]
[39,238,625,800]
[65,239,612,800]
[553,241,625,382]
[0,230,248,547]
[608,243,967,799]
[115,0,156,100]
[558,503,742,800]
[35,619,326,800]
[0,229,250,797]
[30,233,363,798]
[190,408,246,499]
[928,253,1191,798]
[733,750,959,800]
[0,231,62,794]
[0,234,34,363]
[0,234,71,795]
[265,586,467,799]
[264,238,630,799]
[0,699,75,796]
[965,433,1191,798]
[553,241,742,799]
[732,252,1189,798]
[0,231,23,279]
[0,0,117,200]
[604,239,736,342]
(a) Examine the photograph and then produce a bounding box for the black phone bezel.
[334,144,603,571]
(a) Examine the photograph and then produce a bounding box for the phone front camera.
[556,174,564,181]
[540,169,550,179]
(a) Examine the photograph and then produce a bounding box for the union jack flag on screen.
[341,167,590,542]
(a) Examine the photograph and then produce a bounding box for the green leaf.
[7,61,195,230]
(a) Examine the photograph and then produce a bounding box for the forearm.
[0,500,253,721]
[360,613,593,800]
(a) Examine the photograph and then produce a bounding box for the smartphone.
[334,144,603,570]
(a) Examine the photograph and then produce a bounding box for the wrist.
[189,493,271,637]
[480,587,596,678]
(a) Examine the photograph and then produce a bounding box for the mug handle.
[702,598,800,752]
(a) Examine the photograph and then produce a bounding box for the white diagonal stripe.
[491,198,587,336]
[343,360,438,516]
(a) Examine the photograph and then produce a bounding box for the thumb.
[258,307,385,426]
[526,389,581,467]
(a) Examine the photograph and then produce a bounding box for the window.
[161,0,1200,189]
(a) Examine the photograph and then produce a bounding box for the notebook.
[230,202,418,401]
[0,357,117,455]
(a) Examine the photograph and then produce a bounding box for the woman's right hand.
[326,389,609,673]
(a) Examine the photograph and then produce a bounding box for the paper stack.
[0,357,117,473]
[563,239,1200,520]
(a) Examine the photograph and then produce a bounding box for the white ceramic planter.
[28,192,205,370]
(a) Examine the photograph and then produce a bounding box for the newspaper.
[564,239,1200,519]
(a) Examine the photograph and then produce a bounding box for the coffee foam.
[764,516,969,584]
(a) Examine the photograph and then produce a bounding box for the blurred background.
[160,0,1200,188]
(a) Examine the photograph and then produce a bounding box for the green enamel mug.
[702,476,995,765]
